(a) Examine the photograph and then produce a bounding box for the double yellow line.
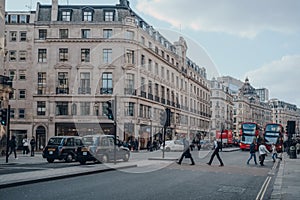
[256,176,272,200]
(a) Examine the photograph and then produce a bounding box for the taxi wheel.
[101,154,108,163]
[79,160,86,165]
[47,158,54,163]
[65,154,73,162]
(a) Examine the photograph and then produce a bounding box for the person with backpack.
[247,138,257,165]
[207,137,224,167]
[8,135,18,159]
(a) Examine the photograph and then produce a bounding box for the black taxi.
[42,136,83,163]
[77,135,130,164]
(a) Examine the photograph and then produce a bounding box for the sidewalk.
[270,152,300,200]
[0,153,137,189]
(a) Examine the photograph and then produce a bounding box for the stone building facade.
[269,99,300,135]
[4,0,211,149]
[209,77,233,137]
[233,78,272,136]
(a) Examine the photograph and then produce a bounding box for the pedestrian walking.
[207,137,224,167]
[177,137,195,165]
[30,136,36,157]
[8,135,18,159]
[271,143,282,161]
[296,142,300,155]
[247,138,257,165]
[258,141,270,166]
[22,135,30,155]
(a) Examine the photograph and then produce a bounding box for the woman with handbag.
[177,137,195,165]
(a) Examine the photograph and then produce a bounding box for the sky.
[5,0,300,108]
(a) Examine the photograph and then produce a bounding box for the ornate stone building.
[4,0,211,149]
[232,78,272,136]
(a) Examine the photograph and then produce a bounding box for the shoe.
[255,163,258,165]
[206,163,211,166]
[260,164,264,166]
[190,163,195,165]
[176,162,181,165]
[247,162,249,165]
[219,164,224,167]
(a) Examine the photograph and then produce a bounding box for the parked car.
[161,140,184,152]
[42,136,84,163]
[77,135,130,165]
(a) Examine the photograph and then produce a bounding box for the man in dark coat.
[8,135,18,159]
[30,136,36,157]
[207,137,224,166]
[177,137,195,165]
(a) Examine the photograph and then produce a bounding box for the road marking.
[256,176,272,200]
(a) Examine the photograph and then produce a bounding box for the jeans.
[272,153,278,161]
[247,152,257,164]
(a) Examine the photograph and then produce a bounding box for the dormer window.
[61,10,71,21]
[104,11,114,21]
[10,15,17,23]
[83,10,93,21]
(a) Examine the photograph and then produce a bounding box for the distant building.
[217,76,244,95]
[256,88,269,102]
[220,77,272,136]
[269,99,300,135]
[209,78,233,137]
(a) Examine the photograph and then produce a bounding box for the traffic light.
[0,108,8,126]
[106,100,114,120]
[166,108,171,127]
[159,108,171,127]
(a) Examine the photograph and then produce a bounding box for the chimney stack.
[51,0,58,21]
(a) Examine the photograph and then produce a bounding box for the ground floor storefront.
[2,121,208,152]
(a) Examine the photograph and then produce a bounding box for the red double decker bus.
[239,122,260,150]
[263,123,284,153]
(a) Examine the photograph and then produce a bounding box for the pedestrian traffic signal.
[159,110,166,126]
[106,100,114,120]
[0,108,8,126]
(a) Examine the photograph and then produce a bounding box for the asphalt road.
[0,150,277,200]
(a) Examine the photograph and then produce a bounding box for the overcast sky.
[5,0,300,107]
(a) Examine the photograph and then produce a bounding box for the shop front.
[139,124,150,149]
[55,123,115,137]
[123,122,134,142]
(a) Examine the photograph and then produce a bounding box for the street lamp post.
[220,123,224,152]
